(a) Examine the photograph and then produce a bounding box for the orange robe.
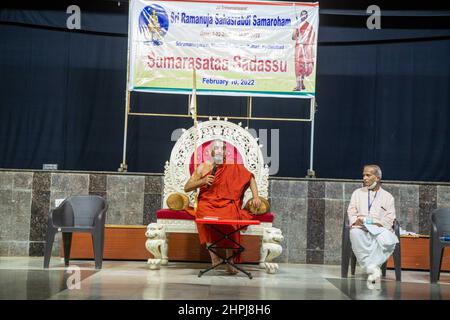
[186,163,254,261]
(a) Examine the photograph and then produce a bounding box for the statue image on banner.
[148,9,162,43]
[292,10,316,92]
[138,4,169,46]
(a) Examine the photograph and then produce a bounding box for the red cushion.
[156,209,195,220]
[254,212,274,223]
[156,209,274,223]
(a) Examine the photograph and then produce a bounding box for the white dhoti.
[350,226,399,274]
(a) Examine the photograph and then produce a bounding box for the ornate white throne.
[145,119,284,273]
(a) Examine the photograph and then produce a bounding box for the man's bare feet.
[208,245,223,267]
[225,263,239,275]
[211,256,223,267]
[223,249,239,274]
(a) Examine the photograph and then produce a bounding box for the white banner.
[129,0,319,98]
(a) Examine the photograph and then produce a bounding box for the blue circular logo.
[138,5,169,46]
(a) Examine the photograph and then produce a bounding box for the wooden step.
[61,225,261,263]
[387,236,450,271]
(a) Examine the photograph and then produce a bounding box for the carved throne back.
[163,120,269,208]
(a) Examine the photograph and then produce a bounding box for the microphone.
[207,165,217,188]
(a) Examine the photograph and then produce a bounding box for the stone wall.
[0,169,449,265]
[0,170,163,257]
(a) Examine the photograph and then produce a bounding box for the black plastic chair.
[43,195,108,269]
[341,215,401,281]
[430,208,450,283]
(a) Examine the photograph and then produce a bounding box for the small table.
[195,218,261,279]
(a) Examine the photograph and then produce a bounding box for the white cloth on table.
[399,227,419,237]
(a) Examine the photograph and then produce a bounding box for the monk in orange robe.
[185,139,261,274]
[292,10,316,91]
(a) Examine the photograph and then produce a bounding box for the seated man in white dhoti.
[348,164,399,284]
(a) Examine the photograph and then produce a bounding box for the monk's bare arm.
[249,177,261,208]
[184,163,213,193]
[249,177,259,198]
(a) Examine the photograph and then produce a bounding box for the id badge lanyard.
[367,191,378,224]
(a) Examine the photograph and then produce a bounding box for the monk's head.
[211,139,226,164]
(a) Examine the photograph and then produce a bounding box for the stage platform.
[0,257,449,300]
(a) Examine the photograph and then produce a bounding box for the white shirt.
[347,186,396,230]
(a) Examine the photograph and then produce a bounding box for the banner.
[129,0,319,98]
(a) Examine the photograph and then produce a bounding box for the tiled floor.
[0,257,449,300]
